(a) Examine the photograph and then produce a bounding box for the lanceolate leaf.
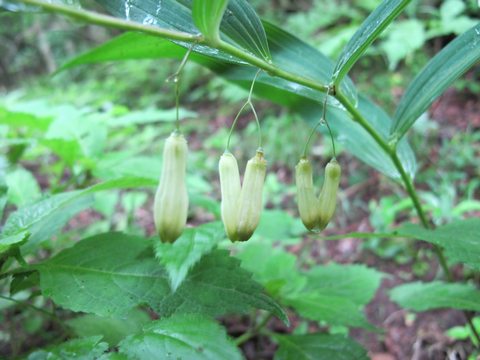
[300,95,417,179]
[36,232,288,323]
[390,281,480,312]
[1,177,155,254]
[274,334,369,360]
[59,28,416,179]
[95,0,270,60]
[221,0,271,60]
[192,0,229,45]
[333,0,411,85]
[118,314,243,360]
[391,23,480,139]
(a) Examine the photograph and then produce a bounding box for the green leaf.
[40,138,82,166]
[234,21,357,106]
[301,95,417,179]
[304,263,384,306]
[155,222,224,291]
[95,0,270,60]
[158,249,289,325]
[0,231,29,256]
[2,191,93,254]
[333,0,411,84]
[5,167,41,207]
[37,232,287,323]
[67,309,150,346]
[0,106,52,131]
[1,177,156,253]
[220,0,271,60]
[60,22,422,179]
[397,218,480,270]
[192,0,228,45]
[381,19,426,70]
[284,292,373,329]
[26,336,108,360]
[107,107,197,127]
[60,32,187,70]
[274,334,369,360]
[236,241,307,297]
[390,281,480,312]
[391,23,480,139]
[118,314,243,360]
[37,232,167,317]
[254,209,305,240]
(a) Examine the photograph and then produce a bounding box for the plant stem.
[14,0,329,94]
[336,89,480,346]
[465,311,480,347]
[234,313,273,346]
[15,0,202,43]
[337,90,453,278]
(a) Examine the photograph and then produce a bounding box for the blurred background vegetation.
[1,0,480,358]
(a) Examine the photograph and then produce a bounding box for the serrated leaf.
[397,218,480,270]
[304,263,384,306]
[37,232,167,317]
[26,336,108,360]
[236,241,307,297]
[381,19,426,70]
[5,167,41,207]
[274,334,369,360]
[67,309,150,346]
[284,292,373,329]
[158,249,289,325]
[0,231,29,256]
[391,23,480,139]
[119,314,243,360]
[192,0,228,45]
[155,222,224,291]
[0,106,52,131]
[390,281,480,312]
[10,270,39,295]
[333,0,411,84]
[37,232,287,323]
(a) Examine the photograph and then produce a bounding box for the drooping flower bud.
[219,149,267,242]
[295,158,320,231]
[219,151,242,241]
[236,150,267,241]
[318,159,341,230]
[154,131,189,243]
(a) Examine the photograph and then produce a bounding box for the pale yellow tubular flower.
[236,150,267,241]
[154,132,189,243]
[317,159,341,230]
[295,158,320,231]
[219,151,242,242]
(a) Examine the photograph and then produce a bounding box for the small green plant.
[1,0,480,359]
